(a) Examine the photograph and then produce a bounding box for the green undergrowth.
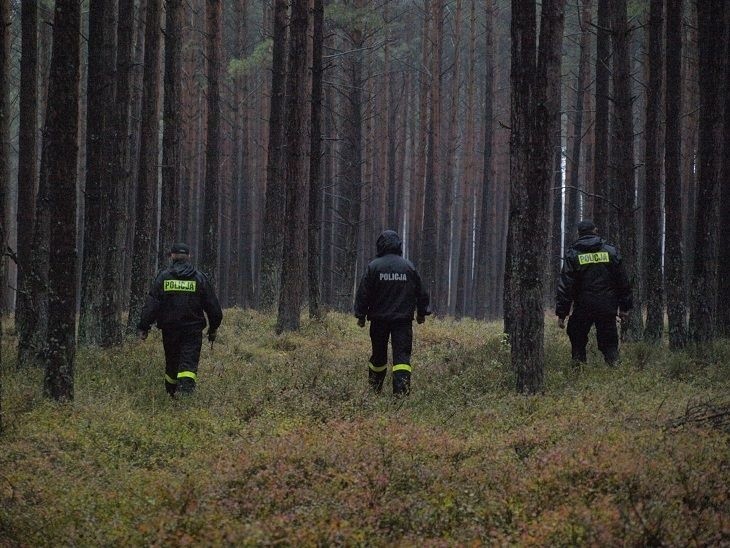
[1,310,728,545]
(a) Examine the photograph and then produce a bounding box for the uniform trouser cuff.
[392,370,411,396]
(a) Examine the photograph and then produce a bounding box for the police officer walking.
[354,230,430,396]
[137,243,223,396]
[556,220,632,365]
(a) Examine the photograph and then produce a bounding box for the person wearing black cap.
[354,230,431,396]
[137,243,223,395]
[556,220,632,365]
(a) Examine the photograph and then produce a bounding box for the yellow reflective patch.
[165,374,178,384]
[578,252,609,265]
[393,363,412,373]
[369,363,387,373]
[177,371,197,381]
[164,279,197,292]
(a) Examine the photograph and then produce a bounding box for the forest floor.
[0,309,728,546]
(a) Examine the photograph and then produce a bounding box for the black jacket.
[556,235,632,318]
[138,260,223,332]
[354,231,430,321]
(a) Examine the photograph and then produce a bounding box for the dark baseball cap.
[577,220,597,235]
[169,243,190,255]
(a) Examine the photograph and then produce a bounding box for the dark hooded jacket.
[556,234,632,318]
[138,260,223,331]
[354,231,430,321]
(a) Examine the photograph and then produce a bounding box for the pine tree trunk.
[276,0,309,333]
[663,0,687,349]
[610,0,642,341]
[506,0,564,394]
[718,12,730,336]
[42,0,81,401]
[439,0,462,316]
[15,1,39,355]
[410,3,431,267]
[160,0,183,262]
[421,0,444,312]
[593,0,611,236]
[689,0,725,343]
[260,0,288,310]
[308,0,324,320]
[200,0,222,283]
[0,0,8,413]
[98,0,135,346]
[643,0,664,343]
[475,0,495,320]
[127,0,163,333]
[80,0,117,346]
[564,0,591,243]
[334,22,365,312]
[681,5,698,309]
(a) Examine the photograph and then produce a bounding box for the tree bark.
[160,0,183,262]
[718,9,730,336]
[260,0,289,310]
[79,0,118,345]
[127,0,163,333]
[42,0,81,401]
[593,0,611,236]
[643,0,664,343]
[15,1,39,355]
[276,0,309,332]
[475,0,495,320]
[564,0,592,244]
[610,0,642,341]
[200,0,222,283]
[334,24,364,312]
[421,0,444,312]
[98,0,136,346]
[308,0,324,320]
[689,0,725,343]
[0,0,8,420]
[506,0,564,394]
[663,0,687,348]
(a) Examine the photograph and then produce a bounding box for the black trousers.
[162,327,203,394]
[369,319,413,395]
[567,309,619,364]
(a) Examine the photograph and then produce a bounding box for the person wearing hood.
[137,243,223,395]
[354,230,431,396]
[556,220,632,365]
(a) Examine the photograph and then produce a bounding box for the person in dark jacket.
[354,230,430,395]
[137,243,223,395]
[556,220,632,365]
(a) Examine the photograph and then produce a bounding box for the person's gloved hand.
[557,317,565,329]
[137,329,148,341]
[416,315,426,324]
[357,317,366,328]
[208,330,217,343]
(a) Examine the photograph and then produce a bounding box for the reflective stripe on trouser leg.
[176,329,203,394]
[392,363,412,373]
[162,329,183,394]
[369,363,387,373]
[177,371,198,381]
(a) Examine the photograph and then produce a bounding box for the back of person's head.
[376,230,403,257]
[577,220,597,236]
[169,242,191,261]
